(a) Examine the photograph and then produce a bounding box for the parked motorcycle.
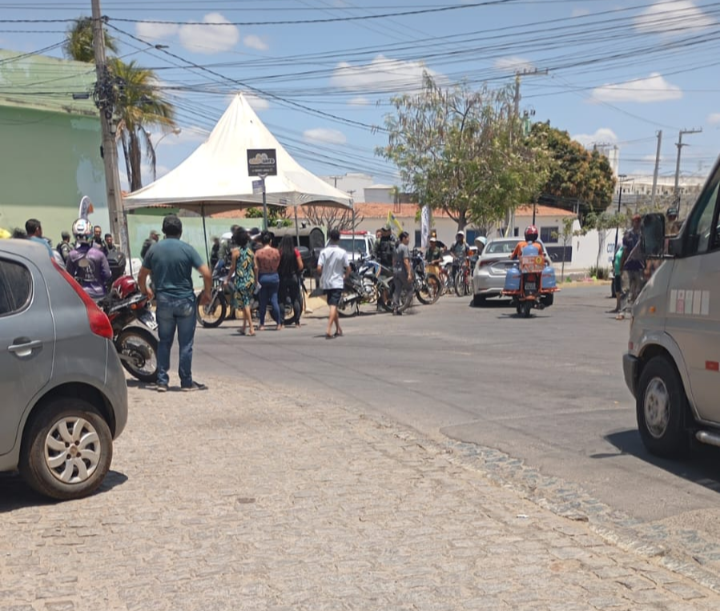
[502,249,558,318]
[337,257,382,317]
[411,249,441,305]
[100,276,159,382]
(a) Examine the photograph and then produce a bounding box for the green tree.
[110,59,176,191]
[378,76,547,232]
[63,17,118,63]
[551,216,583,281]
[528,122,616,218]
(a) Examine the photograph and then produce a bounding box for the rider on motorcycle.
[450,230,469,282]
[65,218,112,300]
[511,225,546,261]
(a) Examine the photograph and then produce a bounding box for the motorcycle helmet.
[111,276,138,301]
[474,236,487,247]
[524,225,539,242]
[72,218,93,244]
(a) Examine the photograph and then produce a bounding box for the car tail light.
[51,259,113,339]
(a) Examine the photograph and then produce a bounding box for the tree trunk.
[456,209,467,232]
[129,130,143,192]
[120,133,132,190]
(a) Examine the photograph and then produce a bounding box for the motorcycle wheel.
[378,280,393,313]
[517,301,532,318]
[196,291,227,328]
[337,289,358,317]
[116,327,158,383]
[361,274,379,304]
[416,274,441,305]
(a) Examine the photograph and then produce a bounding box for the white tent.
[123,93,353,214]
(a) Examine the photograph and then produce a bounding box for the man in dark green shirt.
[139,215,212,392]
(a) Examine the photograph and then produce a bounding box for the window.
[686,179,719,255]
[338,238,368,255]
[540,226,558,244]
[0,259,32,316]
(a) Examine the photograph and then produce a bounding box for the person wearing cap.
[425,236,444,266]
[666,207,682,235]
[374,225,396,270]
[617,214,644,319]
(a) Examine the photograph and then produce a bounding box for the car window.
[687,178,719,255]
[0,258,33,316]
[486,241,519,254]
[339,238,368,254]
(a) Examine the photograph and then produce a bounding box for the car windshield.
[339,237,368,254]
[485,240,520,254]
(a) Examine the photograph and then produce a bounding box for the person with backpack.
[57,231,72,263]
[65,218,112,300]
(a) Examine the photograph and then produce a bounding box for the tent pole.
[351,199,356,260]
[262,176,268,232]
[294,205,300,248]
[201,203,210,265]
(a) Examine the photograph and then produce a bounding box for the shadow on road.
[598,430,720,495]
[0,470,128,513]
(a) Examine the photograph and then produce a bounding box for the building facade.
[0,50,107,242]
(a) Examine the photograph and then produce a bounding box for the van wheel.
[636,356,690,458]
[19,398,113,500]
[472,294,486,307]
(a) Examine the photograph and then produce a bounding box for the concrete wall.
[0,106,108,243]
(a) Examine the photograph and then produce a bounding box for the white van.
[338,231,376,263]
[624,157,720,457]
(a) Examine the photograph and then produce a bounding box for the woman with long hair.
[254,231,282,330]
[278,235,304,327]
[225,228,257,336]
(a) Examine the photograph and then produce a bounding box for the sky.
[1,0,719,191]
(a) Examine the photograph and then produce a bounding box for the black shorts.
[325,288,343,306]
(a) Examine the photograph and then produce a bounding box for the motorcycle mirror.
[640,213,665,258]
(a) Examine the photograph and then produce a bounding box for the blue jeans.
[156,295,197,388]
[258,272,281,326]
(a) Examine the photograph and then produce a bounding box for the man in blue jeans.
[139,215,213,392]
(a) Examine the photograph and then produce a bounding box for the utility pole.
[650,130,662,208]
[674,128,702,206]
[513,68,549,118]
[91,0,127,255]
[613,174,629,254]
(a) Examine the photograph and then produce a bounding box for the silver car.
[0,240,128,500]
[471,238,549,306]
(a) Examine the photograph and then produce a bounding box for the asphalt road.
[191,285,720,538]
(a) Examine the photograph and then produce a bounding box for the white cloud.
[243,35,268,51]
[591,73,682,103]
[348,96,371,106]
[708,113,720,125]
[634,0,715,35]
[303,128,347,145]
[179,13,239,54]
[572,128,618,147]
[246,92,270,110]
[494,56,535,73]
[135,21,179,41]
[572,7,590,17]
[330,54,443,94]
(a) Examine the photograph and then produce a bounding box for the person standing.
[225,228,257,337]
[254,231,282,331]
[210,237,221,269]
[609,244,624,314]
[57,231,72,263]
[66,219,112,300]
[139,215,212,392]
[25,218,53,255]
[141,230,160,259]
[278,235,305,328]
[392,231,413,316]
[317,228,350,339]
[92,225,104,250]
[103,233,117,256]
[617,215,644,321]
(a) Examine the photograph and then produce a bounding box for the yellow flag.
[387,210,403,234]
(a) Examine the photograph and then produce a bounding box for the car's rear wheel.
[20,398,113,500]
[636,355,690,458]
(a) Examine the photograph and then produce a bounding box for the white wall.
[569,229,618,271]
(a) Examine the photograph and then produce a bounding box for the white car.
[471,237,549,306]
[338,232,376,263]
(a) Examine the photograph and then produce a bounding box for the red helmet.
[111,276,138,300]
[524,225,539,242]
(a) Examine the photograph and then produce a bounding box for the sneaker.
[182,381,208,392]
[155,384,168,393]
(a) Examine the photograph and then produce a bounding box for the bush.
[588,266,610,280]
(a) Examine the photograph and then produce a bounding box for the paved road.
[192,286,720,554]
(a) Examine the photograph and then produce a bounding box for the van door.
[0,254,55,455]
[666,173,720,422]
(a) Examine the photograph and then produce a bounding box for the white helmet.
[72,218,93,243]
[474,236,487,247]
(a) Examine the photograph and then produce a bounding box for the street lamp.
[154,127,182,149]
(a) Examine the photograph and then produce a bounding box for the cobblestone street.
[1,375,719,610]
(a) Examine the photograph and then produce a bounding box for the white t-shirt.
[318,243,349,290]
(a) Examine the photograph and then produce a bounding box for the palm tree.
[63,17,118,63]
[110,58,176,192]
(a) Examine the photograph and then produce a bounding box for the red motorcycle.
[502,252,558,318]
[100,276,159,383]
